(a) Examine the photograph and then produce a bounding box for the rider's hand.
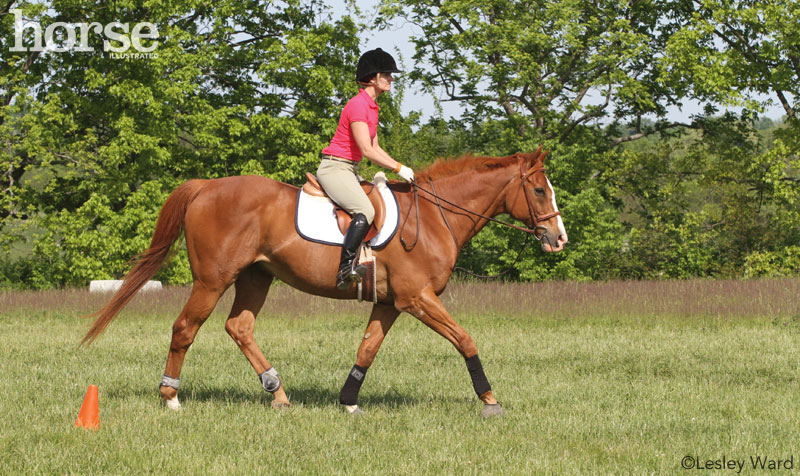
[398,165,415,182]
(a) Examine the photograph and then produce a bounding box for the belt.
[320,154,356,165]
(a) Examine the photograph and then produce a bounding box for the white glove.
[398,165,415,182]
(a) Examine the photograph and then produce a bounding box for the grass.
[1,279,800,475]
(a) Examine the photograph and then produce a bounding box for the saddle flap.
[295,177,398,250]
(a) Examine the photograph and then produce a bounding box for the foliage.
[659,0,800,120]
[1,0,799,287]
[744,246,800,278]
[0,0,359,287]
[379,0,800,281]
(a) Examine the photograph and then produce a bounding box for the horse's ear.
[541,148,550,163]
[532,145,543,163]
[528,145,548,165]
[515,146,542,166]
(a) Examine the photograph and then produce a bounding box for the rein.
[397,156,562,278]
[399,183,421,250]
[414,181,546,237]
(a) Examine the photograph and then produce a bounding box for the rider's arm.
[351,121,398,170]
[351,122,414,182]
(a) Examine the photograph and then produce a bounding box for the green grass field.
[1,279,799,475]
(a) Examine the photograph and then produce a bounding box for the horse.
[83,147,568,418]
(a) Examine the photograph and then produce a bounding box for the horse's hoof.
[481,402,504,419]
[271,401,290,410]
[164,396,182,411]
[343,404,364,416]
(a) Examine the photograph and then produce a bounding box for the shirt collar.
[358,89,379,110]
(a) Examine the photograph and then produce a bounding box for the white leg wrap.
[259,367,281,393]
[160,374,180,390]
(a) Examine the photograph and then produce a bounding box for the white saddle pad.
[294,173,399,249]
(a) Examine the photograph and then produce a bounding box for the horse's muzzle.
[540,228,568,252]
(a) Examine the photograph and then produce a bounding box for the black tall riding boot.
[336,213,371,290]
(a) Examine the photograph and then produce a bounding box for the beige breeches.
[316,159,375,224]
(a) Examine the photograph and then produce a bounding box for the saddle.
[302,172,386,242]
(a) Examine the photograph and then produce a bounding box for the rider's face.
[374,72,393,93]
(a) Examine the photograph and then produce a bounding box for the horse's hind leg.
[224,265,290,408]
[160,281,224,410]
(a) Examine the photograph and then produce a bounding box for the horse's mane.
[416,154,516,181]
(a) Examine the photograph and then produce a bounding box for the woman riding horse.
[83,148,567,417]
[81,50,569,418]
[318,48,415,290]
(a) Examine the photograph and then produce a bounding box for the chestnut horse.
[83,148,567,417]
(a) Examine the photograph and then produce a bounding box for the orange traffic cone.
[75,385,100,430]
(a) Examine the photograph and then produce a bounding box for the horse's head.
[504,149,568,252]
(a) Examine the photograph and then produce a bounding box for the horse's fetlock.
[160,385,178,401]
[159,374,180,401]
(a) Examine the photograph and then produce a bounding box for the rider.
[318,48,415,290]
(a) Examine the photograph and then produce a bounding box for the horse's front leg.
[396,285,504,418]
[339,303,400,415]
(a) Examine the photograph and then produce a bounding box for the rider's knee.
[358,205,375,225]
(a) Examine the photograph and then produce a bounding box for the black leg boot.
[336,213,371,290]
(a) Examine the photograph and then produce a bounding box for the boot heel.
[353,264,367,279]
[346,263,367,285]
[336,273,352,290]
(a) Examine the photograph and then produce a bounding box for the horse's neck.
[426,165,512,249]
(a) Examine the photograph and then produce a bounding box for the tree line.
[1,0,798,288]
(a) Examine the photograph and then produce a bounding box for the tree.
[0,0,361,287]
[379,0,701,148]
[380,0,800,280]
[659,0,800,121]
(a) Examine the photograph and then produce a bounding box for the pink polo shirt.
[322,89,379,162]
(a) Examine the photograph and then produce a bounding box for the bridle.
[517,156,562,234]
[397,155,562,277]
[400,156,561,246]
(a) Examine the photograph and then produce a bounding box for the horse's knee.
[356,342,379,367]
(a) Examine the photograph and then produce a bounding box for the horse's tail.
[81,179,208,346]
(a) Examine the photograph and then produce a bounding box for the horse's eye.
[534,187,545,196]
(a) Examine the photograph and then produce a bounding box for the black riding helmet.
[356,48,402,83]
